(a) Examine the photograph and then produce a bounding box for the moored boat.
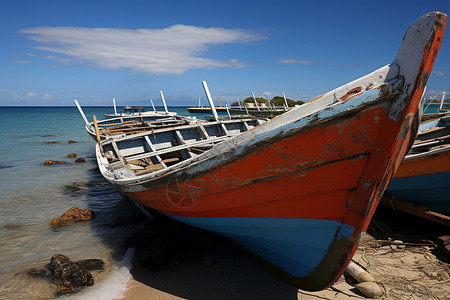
[187,96,227,113]
[74,100,200,141]
[94,12,446,290]
[385,115,450,215]
[422,91,450,121]
[104,92,178,119]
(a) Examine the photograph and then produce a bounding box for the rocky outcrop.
[67,153,77,158]
[51,207,93,227]
[75,158,86,163]
[26,254,104,294]
[44,160,65,165]
[68,140,77,143]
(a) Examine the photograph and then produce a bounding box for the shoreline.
[117,207,450,300]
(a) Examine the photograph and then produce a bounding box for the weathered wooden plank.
[123,135,228,162]
[144,136,166,168]
[381,196,450,226]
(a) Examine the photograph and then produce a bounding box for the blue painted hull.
[386,171,450,215]
[167,215,354,279]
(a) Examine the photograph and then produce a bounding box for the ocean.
[0,106,221,300]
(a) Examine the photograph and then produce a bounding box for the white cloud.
[278,58,313,65]
[43,93,53,100]
[27,92,36,99]
[15,60,30,64]
[19,25,263,74]
[434,70,446,76]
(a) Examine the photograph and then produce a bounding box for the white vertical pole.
[113,98,117,115]
[150,99,156,112]
[74,100,89,126]
[252,91,260,111]
[202,81,220,122]
[198,96,201,108]
[283,93,289,111]
[440,91,446,110]
[159,91,169,114]
[225,104,231,118]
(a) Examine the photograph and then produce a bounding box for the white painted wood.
[159,90,169,114]
[113,98,117,115]
[202,81,220,122]
[74,99,89,126]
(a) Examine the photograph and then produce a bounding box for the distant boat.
[228,104,288,118]
[187,96,227,112]
[187,106,227,113]
[93,12,446,290]
[229,93,293,118]
[105,92,178,119]
[74,100,198,141]
[104,105,177,119]
[386,115,450,215]
[421,91,450,121]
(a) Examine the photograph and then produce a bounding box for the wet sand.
[118,207,450,300]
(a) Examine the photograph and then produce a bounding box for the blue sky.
[1,0,449,106]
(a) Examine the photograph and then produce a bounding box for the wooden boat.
[74,100,199,141]
[187,106,227,113]
[229,93,291,118]
[94,12,446,290]
[187,96,227,113]
[385,115,450,215]
[229,106,287,118]
[104,93,178,119]
[421,92,450,121]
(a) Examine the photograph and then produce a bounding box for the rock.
[67,153,77,158]
[47,141,60,144]
[26,267,52,278]
[26,254,105,295]
[75,259,105,271]
[51,207,94,227]
[44,160,65,165]
[75,158,86,163]
[68,140,77,143]
[49,254,94,289]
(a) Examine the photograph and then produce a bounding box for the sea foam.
[64,248,134,300]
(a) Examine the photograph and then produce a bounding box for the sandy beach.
[117,207,450,300]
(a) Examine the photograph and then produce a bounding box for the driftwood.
[381,196,450,226]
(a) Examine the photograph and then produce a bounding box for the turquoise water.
[423,103,447,114]
[0,106,213,299]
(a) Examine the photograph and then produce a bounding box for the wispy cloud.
[19,25,264,75]
[15,60,30,64]
[43,93,54,100]
[434,70,446,76]
[278,58,313,65]
[27,92,36,99]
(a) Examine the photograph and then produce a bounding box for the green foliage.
[230,96,305,107]
[270,96,304,107]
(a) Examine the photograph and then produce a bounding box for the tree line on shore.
[231,96,305,107]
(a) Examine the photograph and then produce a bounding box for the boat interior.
[410,116,450,155]
[100,117,266,177]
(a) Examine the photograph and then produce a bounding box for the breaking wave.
[65,248,134,300]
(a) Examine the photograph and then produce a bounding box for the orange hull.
[95,12,447,291]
